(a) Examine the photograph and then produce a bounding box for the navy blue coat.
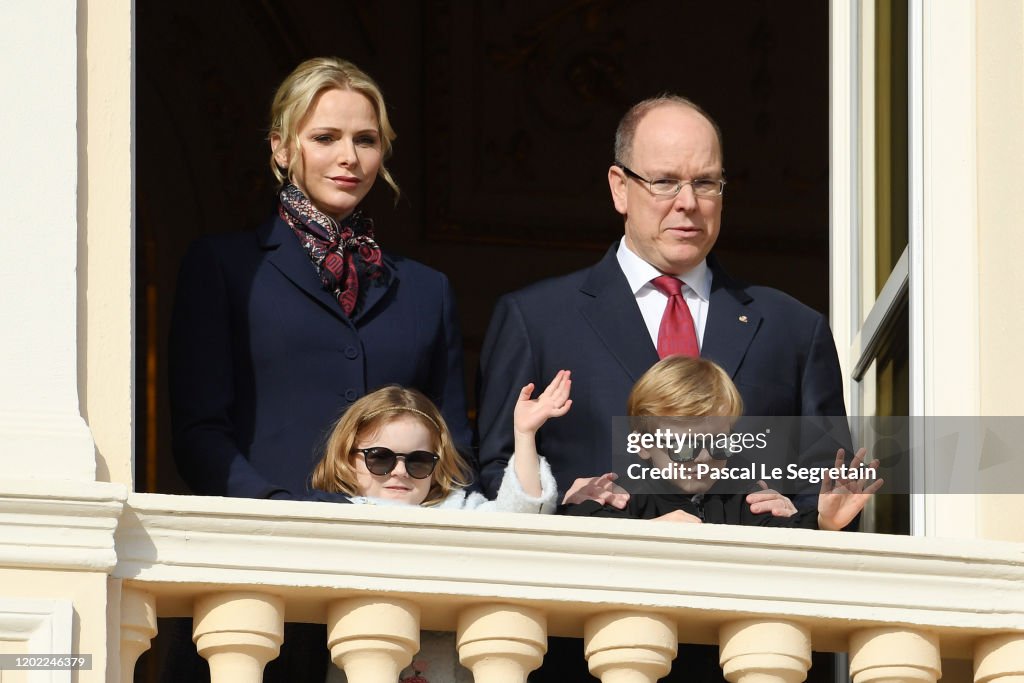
[169,214,471,500]
[477,244,849,498]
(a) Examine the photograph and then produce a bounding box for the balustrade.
[112,493,1024,682]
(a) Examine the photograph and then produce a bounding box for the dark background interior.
[136,0,829,496]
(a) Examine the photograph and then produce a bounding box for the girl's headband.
[362,406,442,433]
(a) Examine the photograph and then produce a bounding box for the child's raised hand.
[514,370,573,436]
[817,447,884,531]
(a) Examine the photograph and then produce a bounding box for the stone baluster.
[974,633,1024,683]
[193,591,285,682]
[849,627,941,683]
[584,611,677,683]
[120,586,157,683]
[327,597,420,682]
[456,604,547,683]
[719,619,812,683]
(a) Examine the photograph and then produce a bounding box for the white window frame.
[830,0,980,538]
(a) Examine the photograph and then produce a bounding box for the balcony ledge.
[0,479,127,572]
[114,492,1024,656]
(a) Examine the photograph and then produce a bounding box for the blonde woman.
[166,57,472,683]
[170,56,471,502]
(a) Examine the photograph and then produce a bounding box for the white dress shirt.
[615,238,712,350]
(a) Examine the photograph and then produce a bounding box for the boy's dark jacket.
[562,467,819,529]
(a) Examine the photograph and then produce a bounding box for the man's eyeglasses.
[616,162,726,197]
[357,447,440,479]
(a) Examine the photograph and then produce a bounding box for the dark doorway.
[137,0,829,496]
[136,4,830,681]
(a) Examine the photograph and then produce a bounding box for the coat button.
[344,389,359,402]
[344,346,359,360]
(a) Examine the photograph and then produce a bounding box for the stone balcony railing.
[4,481,1023,682]
[111,492,1024,683]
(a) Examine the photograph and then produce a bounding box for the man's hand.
[653,510,703,524]
[513,370,573,436]
[745,480,797,517]
[561,472,629,509]
[817,448,884,531]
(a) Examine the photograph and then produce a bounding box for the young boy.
[562,355,880,530]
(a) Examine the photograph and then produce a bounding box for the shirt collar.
[615,238,712,301]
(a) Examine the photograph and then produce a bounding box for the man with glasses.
[477,93,848,681]
[479,93,847,502]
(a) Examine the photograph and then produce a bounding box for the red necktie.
[651,275,699,358]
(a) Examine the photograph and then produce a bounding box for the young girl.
[312,371,572,512]
[314,374,571,683]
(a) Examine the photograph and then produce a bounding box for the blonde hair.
[627,356,742,432]
[311,386,471,506]
[268,57,400,200]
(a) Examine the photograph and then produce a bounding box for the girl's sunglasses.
[357,447,440,479]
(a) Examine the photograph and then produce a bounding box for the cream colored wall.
[975,0,1024,542]
[977,1,1024,415]
[80,0,134,488]
[1,570,112,683]
[918,0,983,539]
[0,0,95,482]
[0,0,133,680]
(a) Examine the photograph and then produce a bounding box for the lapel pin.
[738,315,748,323]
